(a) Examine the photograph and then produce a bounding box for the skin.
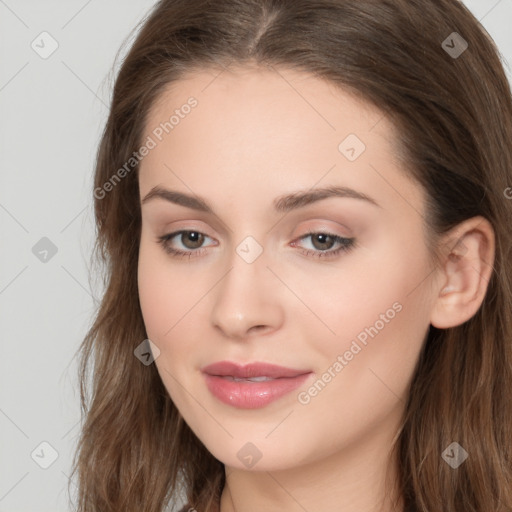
[137,63,495,512]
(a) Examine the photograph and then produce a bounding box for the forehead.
[144,63,388,145]
[138,64,422,215]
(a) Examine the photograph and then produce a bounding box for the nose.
[210,246,285,340]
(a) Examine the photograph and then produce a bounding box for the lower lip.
[203,373,312,409]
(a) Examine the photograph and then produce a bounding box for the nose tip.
[209,260,284,340]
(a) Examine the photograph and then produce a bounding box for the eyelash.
[156,230,356,260]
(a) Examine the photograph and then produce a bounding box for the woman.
[70,1,512,511]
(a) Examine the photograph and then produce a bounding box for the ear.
[430,216,495,329]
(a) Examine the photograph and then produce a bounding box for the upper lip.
[201,361,311,379]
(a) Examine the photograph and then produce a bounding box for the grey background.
[1,1,511,511]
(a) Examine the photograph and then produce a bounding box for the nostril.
[250,325,269,334]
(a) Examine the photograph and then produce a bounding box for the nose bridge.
[210,237,283,338]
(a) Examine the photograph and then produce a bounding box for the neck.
[218,416,405,512]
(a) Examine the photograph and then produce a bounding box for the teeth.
[227,376,274,382]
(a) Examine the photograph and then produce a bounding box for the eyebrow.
[141,184,381,212]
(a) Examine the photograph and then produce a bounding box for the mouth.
[218,376,276,382]
[201,360,313,409]
[201,360,311,379]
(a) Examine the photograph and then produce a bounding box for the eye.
[156,230,356,260]
[157,230,216,259]
[291,231,356,259]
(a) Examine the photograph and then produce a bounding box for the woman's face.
[137,64,439,471]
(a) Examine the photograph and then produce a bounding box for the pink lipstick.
[201,361,312,409]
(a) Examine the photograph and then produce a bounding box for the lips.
[201,361,310,379]
[201,361,313,409]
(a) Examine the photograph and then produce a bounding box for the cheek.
[299,237,432,414]
[137,244,198,407]
[291,269,430,458]
[319,242,431,392]
[285,230,431,354]
[137,238,212,385]
[137,240,184,341]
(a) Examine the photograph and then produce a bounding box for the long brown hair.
[69,1,512,510]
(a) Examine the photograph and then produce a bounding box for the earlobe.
[430,216,495,329]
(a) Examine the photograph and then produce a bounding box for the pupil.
[184,232,202,248]
[314,234,333,250]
